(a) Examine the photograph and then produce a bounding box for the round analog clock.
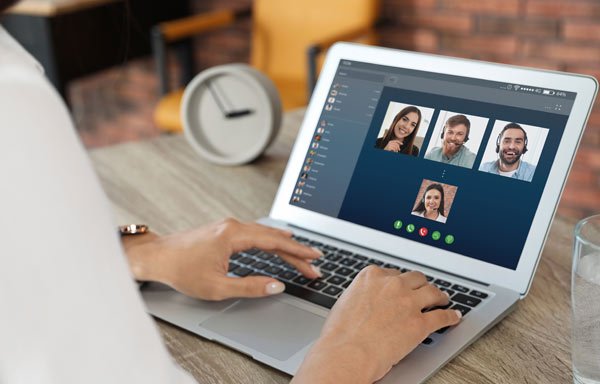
[181,64,282,165]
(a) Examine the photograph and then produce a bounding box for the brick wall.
[189,0,600,219]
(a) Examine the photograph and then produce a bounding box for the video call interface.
[289,59,576,270]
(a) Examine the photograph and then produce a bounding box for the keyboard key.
[292,235,308,242]
[335,267,354,276]
[244,248,261,256]
[279,270,298,281]
[312,259,324,266]
[323,245,338,251]
[353,262,370,271]
[436,326,449,334]
[342,280,352,289]
[340,258,357,267]
[440,288,455,297]
[270,257,285,265]
[453,293,482,307]
[230,253,242,260]
[384,263,400,270]
[252,261,269,270]
[470,290,488,299]
[228,262,239,273]
[233,267,252,277]
[422,337,433,345]
[265,266,283,275]
[293,276,311,285]
[284,283,336,309]
[451,303,471,317]
[323,286,343,296]
[434,279,452,287]
[320,272,332,280]
[309,240,323,246]
[452,284,469,293]
[368,259,383,266]
[307,280,328,291]
[327,275,346,286]
[238,256,255,265]
[255,252,274,261]
[325,253,342,262]
[425,275,434,282]
[401,268,411,273]
[338,249,353,256]
[352,254,368,260]
[321,262,339,271]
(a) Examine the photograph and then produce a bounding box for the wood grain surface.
[90,109,576,383]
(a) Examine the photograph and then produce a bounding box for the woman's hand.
[293,267,462,384]
[384,139,403,152]
[123,218,322,300]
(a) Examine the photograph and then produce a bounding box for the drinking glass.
[572,214,600,384]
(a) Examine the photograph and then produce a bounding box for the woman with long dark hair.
[411,183,447,223]
[375,105,422,156]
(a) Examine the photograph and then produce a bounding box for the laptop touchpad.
[201,298,325,361]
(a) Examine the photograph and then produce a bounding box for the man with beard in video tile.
[425,114,475,169]
[480,123,536,182]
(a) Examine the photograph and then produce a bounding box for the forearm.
[292,339,378,384]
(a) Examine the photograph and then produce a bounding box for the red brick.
[440,0,520,15]
[441,35,519,56]
[566,167,597,186]
[574,147,600,170]
[563,21,600,42]
[398,12,474,34]
[564,65,600,84]
[478,16,558,39]
[522,41,600,65]
[561,185,600,208]
[382,29,440,53]
[383,0,438,11]
[505,57,563,71]
[526,0,600,18]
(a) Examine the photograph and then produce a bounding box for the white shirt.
[0,27,194,384]
[411,211,447,223]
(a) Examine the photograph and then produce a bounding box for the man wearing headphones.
[480,122,536,182]
[425,114,476,168]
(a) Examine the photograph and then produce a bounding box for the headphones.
[441,124,470,142]
[495,124,528,154]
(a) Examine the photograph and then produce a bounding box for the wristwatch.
[119,224,149,288]
[119,224,149,236]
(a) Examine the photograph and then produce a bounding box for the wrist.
[122,232,165,282]
[294,337,378,384]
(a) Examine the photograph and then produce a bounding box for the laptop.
[142,42,597,383]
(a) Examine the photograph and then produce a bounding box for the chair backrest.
[250,0,379,81]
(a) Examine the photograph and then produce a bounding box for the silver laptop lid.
[270,43,597,295]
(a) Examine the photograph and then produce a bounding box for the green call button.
[406,224,415,233]
[393,220,403,230]
[432,231,441,241]
[444,234,455,245]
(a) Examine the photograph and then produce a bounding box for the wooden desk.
[90,109,576,383]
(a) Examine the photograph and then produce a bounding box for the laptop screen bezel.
[270,42,597,296]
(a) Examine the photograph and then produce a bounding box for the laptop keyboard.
[228,234,490,345]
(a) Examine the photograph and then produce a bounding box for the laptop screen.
[289,59,577,270]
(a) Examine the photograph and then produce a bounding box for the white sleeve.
[0,63,196,383]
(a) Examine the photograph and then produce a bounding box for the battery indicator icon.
[543,89,556,95]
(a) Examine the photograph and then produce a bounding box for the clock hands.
[207,81,254,119]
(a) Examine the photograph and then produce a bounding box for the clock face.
[182,65,281,165]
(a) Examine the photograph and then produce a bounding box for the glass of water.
[572,214,600,384]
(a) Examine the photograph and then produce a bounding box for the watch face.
[182,64,282,165]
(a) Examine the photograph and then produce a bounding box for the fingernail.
[265,281,285,295]
[455,310,463,319]
[443,291,450,298]
[311,265,323,277]
[311,247,324,257]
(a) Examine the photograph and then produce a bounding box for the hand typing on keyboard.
[293,267,463,384]
[123,218,322,300]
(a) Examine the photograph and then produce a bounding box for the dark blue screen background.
[337,87,569,269]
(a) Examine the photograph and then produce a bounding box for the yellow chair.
[151,0,380,133]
